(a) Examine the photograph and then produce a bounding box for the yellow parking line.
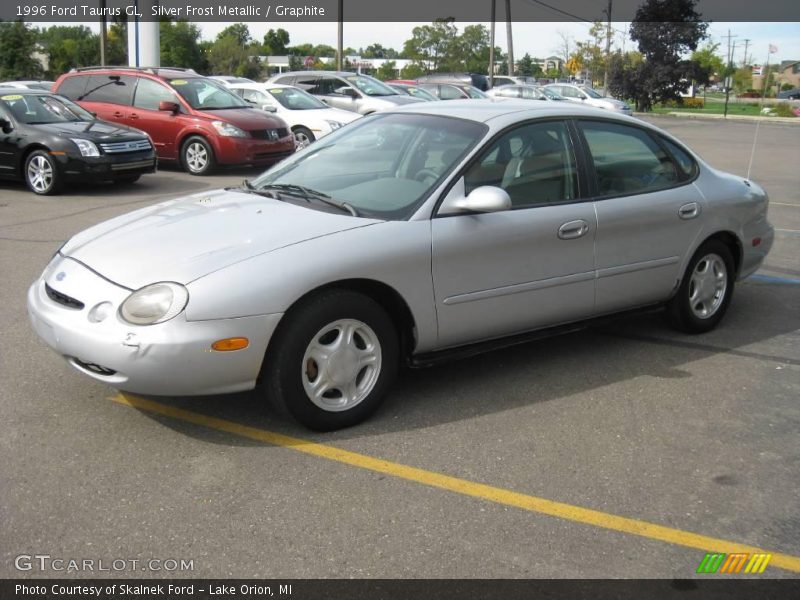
[111,393,800,574]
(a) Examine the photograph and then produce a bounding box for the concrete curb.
[637,112,800,125]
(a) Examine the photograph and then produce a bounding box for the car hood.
[61,189,379,289]
[191,107,286,129]
[598,97,629,109]
[37,119,147,140]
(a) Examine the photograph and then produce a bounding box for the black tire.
[114,174,141,184]
[263,290,399,431]
[24,150,62,195]
[181,136,215,175]
[292,126,315,149]
[667,240,735,334]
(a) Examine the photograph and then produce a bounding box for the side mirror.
[0,118,10,132]
[336,86,359,99]
[439,183,512,215]
[262,104,277,113]
[158,101,179,113]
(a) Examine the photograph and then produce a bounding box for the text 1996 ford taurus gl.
[28,101,774,430]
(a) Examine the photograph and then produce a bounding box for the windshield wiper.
[258,184,359,217]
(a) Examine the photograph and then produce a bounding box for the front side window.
[344,75,398,97]
[252,113,487,220]
[520,87,545,100]
[579,121,680,196]
[559,86,581,99]
[316,76,348,96]
[439,85,463,100]
[133,78,180,111]
[464,120,578,207]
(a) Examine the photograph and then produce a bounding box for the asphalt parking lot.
[1,116,798,579]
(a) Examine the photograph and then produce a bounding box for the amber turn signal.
[211,337,249,351]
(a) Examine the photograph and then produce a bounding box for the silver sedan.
[28,101,774,430]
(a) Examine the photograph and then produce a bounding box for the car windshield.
[0,92,94,123]
[251,113,487,220]
[582,87,602,98]
[169,78,250,110]
[267,87,328,110]
[344,75,398,97]
[390,85,438,101]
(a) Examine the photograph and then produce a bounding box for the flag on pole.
[769,44,778,54]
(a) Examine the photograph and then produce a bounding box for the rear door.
[431,119,596,348]
[129,77,185,160]
[577,119,705,314]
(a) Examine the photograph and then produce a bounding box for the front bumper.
[215,135,295,166]
[57,150,157,181]
[27,255,283,396]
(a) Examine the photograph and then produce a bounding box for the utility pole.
[336,0,343,71]
[489,0,496,87]
[602,0,612,95]
[721,29,737,118]
[505,0,514,76]
[742,38,751,67]
[99,0,107,66]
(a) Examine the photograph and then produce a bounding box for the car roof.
[387,98,639,128]
[276,71,362,77]
[0,87,52,95]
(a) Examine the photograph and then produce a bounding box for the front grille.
[250,128,290,140]
[99,139,152,154]
[254,150,295,161]
[110,159,155,171]
[45,283,85,310]
[73,358,117,376]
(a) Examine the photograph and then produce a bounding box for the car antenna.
[745,119,761,181]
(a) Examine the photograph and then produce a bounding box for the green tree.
[0,21,43,80]
[400,63,426,79]
[621,0,709,110]
[106,20,128,66]
[732,66,753,92]
[459,24,491,74]
[208,34,262,78]
[402,19,459,72]
[375,60,397,81]
[691,42,724,85]
[217,23,251,47]
[38,26,99,78]
[160,21,206,73]
[263,28,290,55]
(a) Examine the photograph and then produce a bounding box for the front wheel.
[181,136,215,175]
[292,126,315,149]
[25,150,62,195]
[667,240,735,333]
[263,290,399,431]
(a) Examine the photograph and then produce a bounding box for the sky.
[191,21,800,64]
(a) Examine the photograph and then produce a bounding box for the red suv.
[53,67,295,175]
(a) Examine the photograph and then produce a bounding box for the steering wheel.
[414,168,440,184]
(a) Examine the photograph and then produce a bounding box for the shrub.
[660,97,704,109]
[771,103,798,118]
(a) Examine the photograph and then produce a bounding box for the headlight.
[325,120,342,130]
[70,138,99,157]
[119,282,189,326]
[211,120,247,137]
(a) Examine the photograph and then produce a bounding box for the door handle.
[113,111,124,118]
[558,219,589,240]
[129,113,139,120]
[678,202,699,219]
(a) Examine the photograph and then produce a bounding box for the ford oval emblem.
[56,272,66,281]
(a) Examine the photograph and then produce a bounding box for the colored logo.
[696,552,771,574]
[55,272,66,281]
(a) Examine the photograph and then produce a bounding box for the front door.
[431,119,596,348]
[129,78,186,160]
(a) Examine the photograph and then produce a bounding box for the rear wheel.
[667,240,735,333]
[181,136,215,175]
[25,150,62,195]
[263,290,399,431]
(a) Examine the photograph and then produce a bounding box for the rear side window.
[133,78,179,111]
[81,75,135,105]
[660,137,698,180]
[579,120,680,197]
[55,76,89,100]
[439,85,462,100]
[293,75,320,93]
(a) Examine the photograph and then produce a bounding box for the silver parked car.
[546,83,632,115]
[28,101,773,431]
[268,71,423,115]
[489,84,566,101]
